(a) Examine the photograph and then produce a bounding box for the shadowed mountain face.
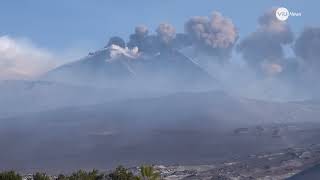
[1,91,320,172]
[44,47,216,91]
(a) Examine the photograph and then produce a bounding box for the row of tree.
[0,165,160,180]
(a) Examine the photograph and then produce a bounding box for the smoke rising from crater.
[46,9,320,100]
[184,11,238,59]
[135,25,149,37]
[127,25,149,49]
[156,23,176,44]
[126,12,238,60]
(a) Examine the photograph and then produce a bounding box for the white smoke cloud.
[0,36,86,80]
[0,36,57,80]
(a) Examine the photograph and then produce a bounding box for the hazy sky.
[0,0,319,80]
[0,0,318,52]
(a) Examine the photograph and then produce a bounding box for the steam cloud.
[0,36,56,80]
[237,8,294,74]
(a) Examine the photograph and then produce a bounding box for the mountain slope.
[4,90,320,130]
[44,46,217,90]
[0,80,120,117]
[1,91,320,171]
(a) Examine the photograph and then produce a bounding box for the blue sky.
[0,0,318,53]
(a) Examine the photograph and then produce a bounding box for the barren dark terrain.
[1,91,320,175]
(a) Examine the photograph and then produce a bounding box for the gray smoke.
[172,33,193,49]
[128,24,178,53]
[135,25,149,37]
[127,12,238,57]
[127,25,162,53]
[293,27,320,97]
[184,11,238,59]
[106,36,126,48]
[156,23,176,44]
[294,27,320,67]
[127,25,149,50]
[237,8,294,72]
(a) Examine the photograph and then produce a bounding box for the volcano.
[45,45,217,91]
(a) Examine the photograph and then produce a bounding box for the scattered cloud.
[0,36,57,80]
[0,36,86,80]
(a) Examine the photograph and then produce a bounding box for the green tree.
[107,166,138,180]
[68,169,104,180]
[139,165,160,180]
[0,171,22,180]
[33,172,50,180]
[57,174,67,180]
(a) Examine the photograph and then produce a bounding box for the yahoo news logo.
[276,7,302,21]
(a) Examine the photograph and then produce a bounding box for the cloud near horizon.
[0,36,58,80]
[0,36,87,80]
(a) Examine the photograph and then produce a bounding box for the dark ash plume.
[106,36,126,48]
[127,13,238,57]
[135,25,149,37]
[293,27,320,96]
[237,8,294,71]
[128,24,177,54]
[128,25,163,54]
[127,25,149,50]
[171,33,193,50]
[184,11,238,59]
[156,23,176,44]
[294,27,320,67]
